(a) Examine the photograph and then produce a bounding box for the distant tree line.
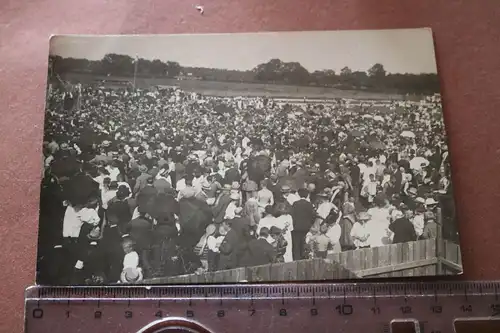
[49,54,440,95]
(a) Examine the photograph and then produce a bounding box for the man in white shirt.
[63,205,84,239]
[63,205,100,242]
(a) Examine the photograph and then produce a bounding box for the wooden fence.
[145,258,359,284]
[440,240,463,275]
[143,239,462,284]
[327,239,461,278]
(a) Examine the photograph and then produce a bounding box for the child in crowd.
[206,224,228,271]
[120,238,143,283]
[310,223,334,258]
[361,173,379,205]
[422,211,438,239]
[269,226,287,263]
[305,225,320,259]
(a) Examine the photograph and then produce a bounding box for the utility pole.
[133,55,139,88]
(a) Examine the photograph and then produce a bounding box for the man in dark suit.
[393,164,404,192]
[291,188,315,260]
[240,227,276,267]
[267,174,282,203]
[389,210,417,243]
[348,159,361,197]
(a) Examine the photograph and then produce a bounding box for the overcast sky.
[50,29,437,74]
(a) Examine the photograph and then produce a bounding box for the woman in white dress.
[326,221,342,254]
[366,195,392,246]
[350,212,371,249]
[256,206,277,235]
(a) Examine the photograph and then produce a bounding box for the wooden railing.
[144,258,359,284]
[142,239,462,284]
[327,239,461,278]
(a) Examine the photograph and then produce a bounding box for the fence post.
[435,207,443,275]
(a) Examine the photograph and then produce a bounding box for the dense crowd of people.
[37,82,457,285]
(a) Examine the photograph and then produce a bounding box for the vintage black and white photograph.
[37,29,462,285]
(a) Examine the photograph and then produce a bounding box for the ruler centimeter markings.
[25,281,500,333]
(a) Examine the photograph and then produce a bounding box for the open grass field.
[59,72,406,100]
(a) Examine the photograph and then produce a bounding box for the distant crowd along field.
[59,72,409,101]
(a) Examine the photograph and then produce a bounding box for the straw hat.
[120,267,144,284]
[425,198,438,206]
[391,210,404,220]
[407,187,418,196]
[415,197,426,204]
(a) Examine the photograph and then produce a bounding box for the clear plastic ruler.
[25,281,500,333]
